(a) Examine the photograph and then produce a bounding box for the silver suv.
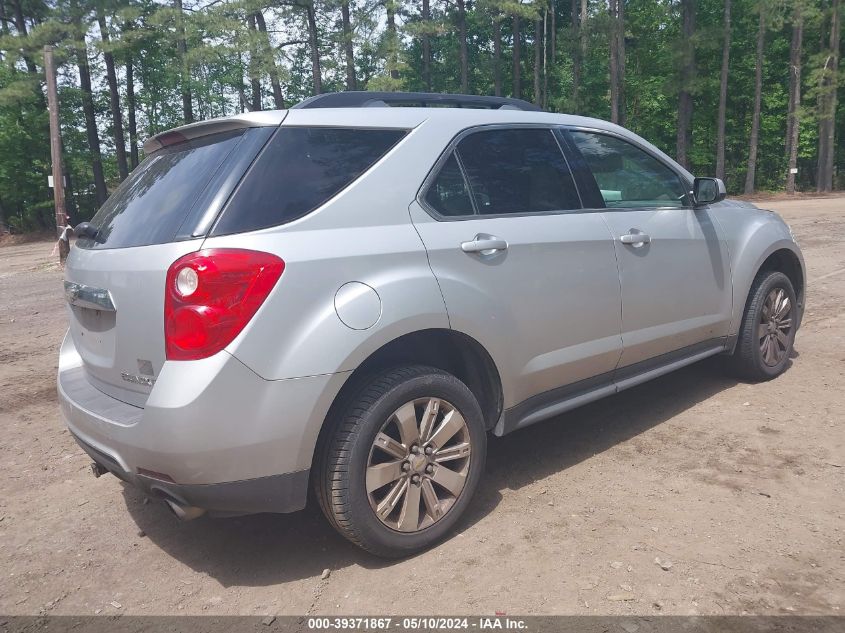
[59,92,805,557]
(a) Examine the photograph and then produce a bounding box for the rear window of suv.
[210,127,407,236]
[77,129,262,250]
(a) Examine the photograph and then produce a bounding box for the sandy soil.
[0,196,843,617]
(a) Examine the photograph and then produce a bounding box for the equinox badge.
[121,373,156,387]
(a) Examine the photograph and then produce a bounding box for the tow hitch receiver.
[90,462,108,478]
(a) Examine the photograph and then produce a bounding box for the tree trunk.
[816,0,840,192]
[125,54,138,168]
[616,0,625,126]
[97,11,129,180]
[140,53,156,125]
[545,6,554,108]
[609,0,620,123]
[122,21,139,168]
[305,1,322,94]
[785,5,803,194]
[580,0,587,64]
[237,52,247,113]
[575,0,588,112]
[676,0,695,169]
[534,16,542,105]
[386,0,399,79]
[744,9,765,195]
[785,6,798,155]
[513,15,521,99]
[543,8,548,108]
[247,13,262,110]
[715,0,731,182]
[341,0,356,90]
[493,16,502,96]
[75,32,108,206]
[421,0,432,91]
[255,10,285,107]
[571,0,581,111]
[9,0,37,73]
[0,0,10,44]
[816,13,829,189]
[457,0,468,92]
[10,0,48,134]
[61,139,77,220]
[174,0,193,123]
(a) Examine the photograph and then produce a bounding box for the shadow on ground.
[124,356,738,587]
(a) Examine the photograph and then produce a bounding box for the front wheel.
[315,365,487,558]
[727,270,797,381]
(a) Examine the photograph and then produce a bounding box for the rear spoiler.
[143,110,286,155]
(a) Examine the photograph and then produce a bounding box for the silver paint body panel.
[58,107,804,497]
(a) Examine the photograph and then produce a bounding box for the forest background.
[0,0,841,231]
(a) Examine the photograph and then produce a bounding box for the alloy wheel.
[759,287,793,367]
[366,397,472,533]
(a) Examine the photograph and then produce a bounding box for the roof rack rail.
[291,91,541,112]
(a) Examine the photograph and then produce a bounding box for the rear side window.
[424,154,475,216]
[78,130,249,250]
[212,127,406,235]
[453,128,580,216]
[569,131,689,208]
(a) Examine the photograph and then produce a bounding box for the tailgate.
[65,241,202,406]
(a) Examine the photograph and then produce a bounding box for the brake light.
[164,249,284,361]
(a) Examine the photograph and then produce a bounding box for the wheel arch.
[310,328,504,479]
[757,248,805,310]
[729,240,806,352]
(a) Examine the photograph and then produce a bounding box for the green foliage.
[0,0,841,232]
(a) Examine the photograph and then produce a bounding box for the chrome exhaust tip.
[163,499,206,521]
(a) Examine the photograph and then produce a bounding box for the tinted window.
[424,154,474,216]
[78,130,248,249]
[569,131,689,208]
[212,127,406,235]
[455,128,580,215]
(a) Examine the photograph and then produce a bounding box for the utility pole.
[44,45,69,264]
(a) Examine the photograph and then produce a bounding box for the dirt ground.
[0,196,843,617]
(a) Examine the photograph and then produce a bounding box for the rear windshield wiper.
[73,222,103,243]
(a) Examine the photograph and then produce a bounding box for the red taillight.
[164,249,284,361]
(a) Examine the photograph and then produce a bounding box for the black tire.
[726,270,797,381]
[314,365,486,558]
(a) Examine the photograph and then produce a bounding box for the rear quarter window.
[211,127,407,235]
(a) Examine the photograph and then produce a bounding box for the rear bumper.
[58,333,347,514]
[72,430,308,515]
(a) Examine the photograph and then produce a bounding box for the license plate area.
[69,305,117,367]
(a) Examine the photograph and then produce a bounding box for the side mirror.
[693,177,726,206]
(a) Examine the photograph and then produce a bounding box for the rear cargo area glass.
[77,130,249,250]
[211,127,406,235]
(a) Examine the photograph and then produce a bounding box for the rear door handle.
[620,232,651,246]
[64,281,116,312]
[461,236,509,254]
